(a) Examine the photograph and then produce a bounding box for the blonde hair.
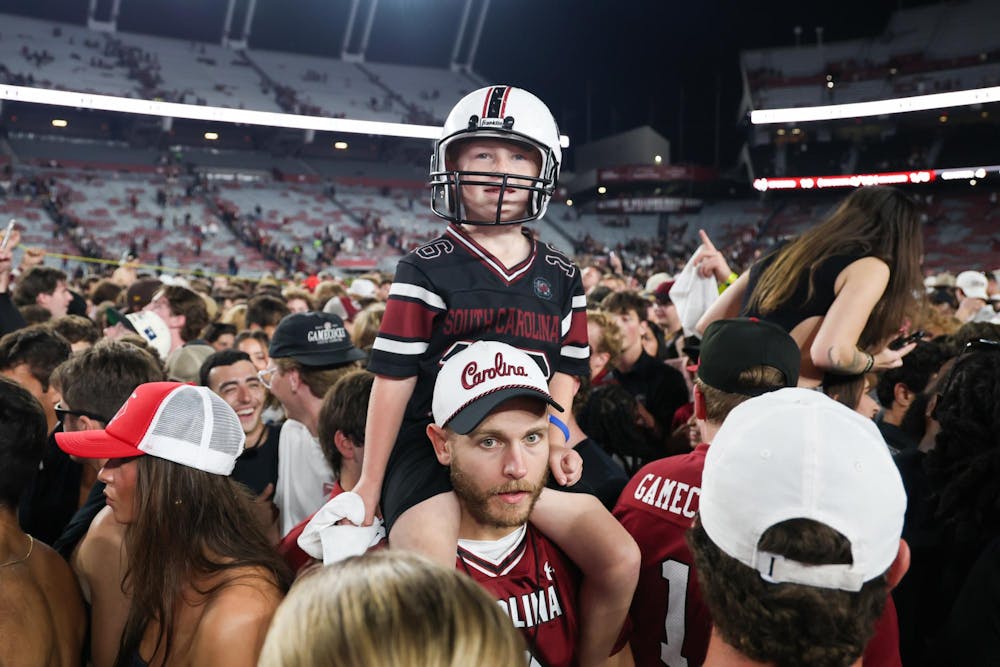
[219,303,247,331]
[259,551,525,667]
[587,309,624,367]
[352,302,385,352]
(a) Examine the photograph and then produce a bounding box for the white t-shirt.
[274,419,335,537]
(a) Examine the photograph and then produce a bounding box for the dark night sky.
[0,0,938,166]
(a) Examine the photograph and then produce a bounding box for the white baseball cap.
[432,341,562,435]
[699,387,906,592]
[956,270,989,300]
[347,278,377,299]
[106,308,172,361]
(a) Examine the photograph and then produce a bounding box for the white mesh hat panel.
[137,385,245,475]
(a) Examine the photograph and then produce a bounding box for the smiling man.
[428,341,627,667]
[200,349,280,498]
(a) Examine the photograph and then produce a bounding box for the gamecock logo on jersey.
[533,277,552,300]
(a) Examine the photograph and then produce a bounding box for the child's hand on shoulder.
[548,446,582,486]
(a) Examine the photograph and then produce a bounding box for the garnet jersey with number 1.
[613,444,711,667]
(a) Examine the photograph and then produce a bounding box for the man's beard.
[450,460,548,530]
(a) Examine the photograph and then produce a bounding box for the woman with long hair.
[55,382,291,667]
[697,186,924,387]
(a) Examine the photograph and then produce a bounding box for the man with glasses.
[49,340,164,667]
[263,312,365,536]
[0,325,72,545]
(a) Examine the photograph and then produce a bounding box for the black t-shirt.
[18,424,83,546]
[947,537,1000,664]
[574,437,628,510]
[741,243,868,333]
[54,480,106,559]
[231,423,281,497]
[617,350,689,437]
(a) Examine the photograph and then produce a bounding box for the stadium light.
[750,84,1000,124]
[0,84,572,147]
[51,119,67,127]
[566,199,573,206]
[654,155,662,164]
[334,141,349,150]
[597,186,607,194]
[204,132,219,140]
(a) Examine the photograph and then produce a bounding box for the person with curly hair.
[904,340,1000,664]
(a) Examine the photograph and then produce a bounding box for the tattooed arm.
[811,257,913,374]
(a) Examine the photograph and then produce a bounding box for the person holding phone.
[0,223,28,336]
[697,187,924,388]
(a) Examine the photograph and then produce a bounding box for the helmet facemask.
[430,128,559,226]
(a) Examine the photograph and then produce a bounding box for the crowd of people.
[2,84,1000,667]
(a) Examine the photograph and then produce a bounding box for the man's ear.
[694,384,707,421]
[333,431,357,461]
[594,350,610,371]
[285,368,301,392]
[78,415,105,432]
[893,382,914,409]
[886,538,911,590]
[426,423,452,465]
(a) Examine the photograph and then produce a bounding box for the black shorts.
[381,420,452,534]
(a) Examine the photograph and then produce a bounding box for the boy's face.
[613,309,644,355]
[448,138,543,223]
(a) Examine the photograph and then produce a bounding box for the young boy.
[356,86,639,666]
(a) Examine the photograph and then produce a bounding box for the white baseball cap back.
[699,387,906,592]
[432,341,562,435]
[956,270,989,300]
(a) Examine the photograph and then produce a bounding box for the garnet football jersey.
[613,445,711,667]
[613,443,903,667]
[458,524,580,667]
[368,225,589,425]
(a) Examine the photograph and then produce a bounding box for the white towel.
[669,245,722,337]
[297,491,386,565]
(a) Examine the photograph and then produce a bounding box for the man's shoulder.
[614,449,707,519]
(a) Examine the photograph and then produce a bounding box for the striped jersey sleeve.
[556,252,590,377]
[367,258,445,378]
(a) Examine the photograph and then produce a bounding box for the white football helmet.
[430,85,561,225]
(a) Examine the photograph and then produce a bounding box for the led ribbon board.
[750,86,1000,124]
[0,84,571,147]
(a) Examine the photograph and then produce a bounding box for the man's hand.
[0,246,16,295]
[111,261,140,287]
[18,246,45,272]
[694,229,734,283]
[0,226,20,252]
[548,445,582,486]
